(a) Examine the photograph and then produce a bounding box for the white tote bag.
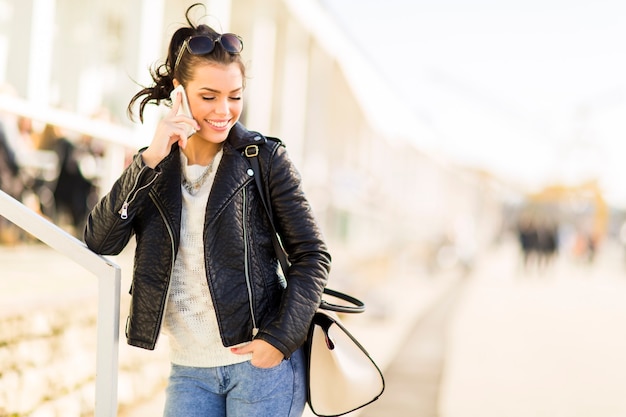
[305,291,385,416]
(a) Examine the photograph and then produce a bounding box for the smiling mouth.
[207,120,229,128]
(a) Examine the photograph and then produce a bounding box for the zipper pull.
[252,327,259,337]
[119,202,129,219]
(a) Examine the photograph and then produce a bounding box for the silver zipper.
[242,187,259,336]
[119,165,159,219]
[150,193,176,340]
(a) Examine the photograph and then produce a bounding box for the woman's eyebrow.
[200,87,243,94]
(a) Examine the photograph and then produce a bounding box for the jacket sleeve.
[84,152,160,255]
[255,144,331,357]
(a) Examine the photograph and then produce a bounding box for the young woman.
[84,4,331,416]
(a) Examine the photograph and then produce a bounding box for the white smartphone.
[170,85,197,137]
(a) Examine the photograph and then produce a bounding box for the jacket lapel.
[205,142,252,224]
[205,122,266,225]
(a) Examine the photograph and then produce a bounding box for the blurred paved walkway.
[439,239,626,417]
[358,238,626,417]
[0,242,133,314]
[359,269,468,417]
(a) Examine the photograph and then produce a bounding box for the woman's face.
[185,62,244,145]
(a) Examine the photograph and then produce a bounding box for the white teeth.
[208,120,228,128]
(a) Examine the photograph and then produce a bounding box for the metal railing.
[0,189,121,417]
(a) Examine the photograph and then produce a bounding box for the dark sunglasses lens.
[220,34,243,53]
[187,36,216,55]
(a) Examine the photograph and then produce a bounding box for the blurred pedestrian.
[16,116,36,150]
[536,219,559,268]
[83,3,331,417]
[37,123,98,234]
[517,214,538,270]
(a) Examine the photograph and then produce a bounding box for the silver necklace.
[182,160,214,195]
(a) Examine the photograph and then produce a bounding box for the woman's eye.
[202,96,215,101]
[230,96,242,101]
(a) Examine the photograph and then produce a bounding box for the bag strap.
[244,145,365,314]
[319,288,365,313]
[245,144,291,276]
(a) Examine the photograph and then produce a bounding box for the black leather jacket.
[84,123,331,358]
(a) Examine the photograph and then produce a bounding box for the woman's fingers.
[169,90,182,116]
[231,340,284,368]
[170,90,199,133]
[141,90,199,167]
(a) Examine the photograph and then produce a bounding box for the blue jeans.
[163,348,306,417]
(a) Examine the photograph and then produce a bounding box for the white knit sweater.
[162,150,252,367]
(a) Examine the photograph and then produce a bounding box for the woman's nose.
[214,98,229,115]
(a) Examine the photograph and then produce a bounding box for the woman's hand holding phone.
[141,86,199,169]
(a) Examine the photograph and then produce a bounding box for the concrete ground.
[439,240,626,417]
[359,238,626,417]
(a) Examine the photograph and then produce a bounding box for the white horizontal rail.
[0,94,140,148]
[0,189,120,417]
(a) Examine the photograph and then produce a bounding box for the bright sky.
[322,0,626,206]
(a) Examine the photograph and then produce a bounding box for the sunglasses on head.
[174,33,243,72]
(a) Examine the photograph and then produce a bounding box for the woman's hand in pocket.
[231,339,284,368]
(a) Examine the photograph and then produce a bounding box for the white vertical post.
[277,20,309,167]
[129,0,166,162]
[244,15,276,134]
[204,0,233,31]
[95,268,121,417]
[26,0,55,105]
[136,0,165,86]
[99,143,127,199]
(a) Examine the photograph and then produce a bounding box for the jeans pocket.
[247,358,287,371]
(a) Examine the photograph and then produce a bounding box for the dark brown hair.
[127,3,246,122]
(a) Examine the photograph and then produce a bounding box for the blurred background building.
[0,0,505,269]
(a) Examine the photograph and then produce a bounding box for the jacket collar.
[226,122,267,151]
